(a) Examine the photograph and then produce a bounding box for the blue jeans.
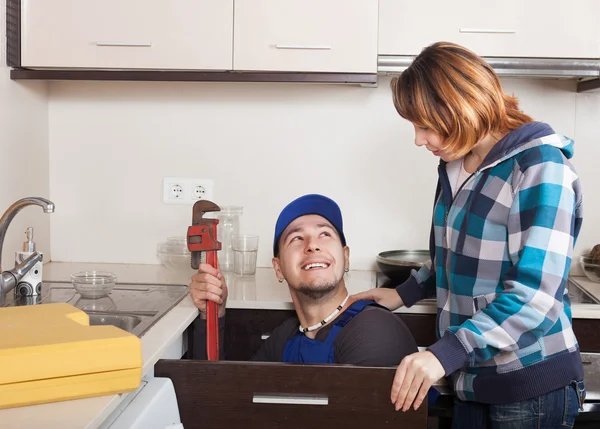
[451,380,586,429]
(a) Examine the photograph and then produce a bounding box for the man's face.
[272,214,349,300]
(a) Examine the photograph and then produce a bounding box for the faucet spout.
[0,197,54,273]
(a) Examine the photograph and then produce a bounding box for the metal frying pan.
[376,250,430,283]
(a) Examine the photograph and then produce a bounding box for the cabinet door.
[379,0,600,59]
[510,0,600,58]
[379,0,519,57]
[21,0,233,70]
[233,0,379,73]
[155,360,428,429]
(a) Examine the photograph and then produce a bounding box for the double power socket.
[162,177,214,205]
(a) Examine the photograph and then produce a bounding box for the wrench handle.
[206,249,220,360]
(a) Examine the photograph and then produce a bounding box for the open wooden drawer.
[154,360,429,428]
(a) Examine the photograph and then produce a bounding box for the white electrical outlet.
[170,184,184,199]
[191,184,206,200]
[163,177,214,205]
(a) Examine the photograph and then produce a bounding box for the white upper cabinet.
[511,0,600,58]
[233,0,379,73]
[379,0,519,56]
[21,0,234,70]
[379,0,600,59]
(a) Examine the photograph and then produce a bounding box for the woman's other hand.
[391,351,445,411]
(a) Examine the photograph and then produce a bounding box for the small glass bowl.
[71,271,117,299]
[580,255,600,283]
[157,237,195,273]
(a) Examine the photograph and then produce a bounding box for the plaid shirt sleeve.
[396,260,436,307]
[429,153,583,376]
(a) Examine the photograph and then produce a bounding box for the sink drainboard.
[3,281,189,337]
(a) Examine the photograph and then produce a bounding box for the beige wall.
[46,75,599,273]
[0,0,50,271]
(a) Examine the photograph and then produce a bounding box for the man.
[190,194,417,366]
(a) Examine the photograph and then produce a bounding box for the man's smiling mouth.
[302,262,330,270]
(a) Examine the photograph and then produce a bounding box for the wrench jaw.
[190,252,203,270]
[187,199,222,270]
[191,200,221,226]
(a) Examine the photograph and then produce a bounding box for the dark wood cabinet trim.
[223,309,295,361]
[578,78,600,93]
[397,314,600,353]
[9,68,378,84]
[572,318,600,352]
[6,0,20,67]
[396,313,438,347]
[221,309,600,362]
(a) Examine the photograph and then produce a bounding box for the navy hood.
[481,122,556,168]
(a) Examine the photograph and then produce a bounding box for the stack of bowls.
[157,237,195,273]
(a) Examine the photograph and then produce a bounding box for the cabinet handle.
[459,28,516,34]
[95,42,153,47]
[275,44,331,50]
[253,394,328,406]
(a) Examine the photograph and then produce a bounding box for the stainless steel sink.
[3,281,189,337]
[88,312,144,331]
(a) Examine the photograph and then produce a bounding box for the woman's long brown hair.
[391,42,533,159]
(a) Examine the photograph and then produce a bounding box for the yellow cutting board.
[0,302,142,409]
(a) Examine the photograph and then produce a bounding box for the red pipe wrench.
[187,200,222,360]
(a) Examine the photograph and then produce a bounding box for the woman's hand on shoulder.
[352,288,404,311]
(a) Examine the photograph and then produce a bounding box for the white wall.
[0,0,50,271]
[47,76,597,272]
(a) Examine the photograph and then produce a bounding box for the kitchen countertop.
[572,276,600,304]
[564,276,600,319]
[219,266,600,319]
[28,261,600,319]
[42,262,438,314]
[2,262,600,429]
[46,262,598,318]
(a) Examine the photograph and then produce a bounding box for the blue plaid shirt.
[398,122,584,404]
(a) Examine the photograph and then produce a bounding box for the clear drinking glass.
[232,234,259,277]
[216,206,243,272]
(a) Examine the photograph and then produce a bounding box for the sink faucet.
[0,197,55,306]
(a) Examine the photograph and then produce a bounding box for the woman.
[355,42,586,428]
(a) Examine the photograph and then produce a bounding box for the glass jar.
[216,206,243,272]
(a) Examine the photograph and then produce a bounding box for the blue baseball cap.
[273,194,346,256]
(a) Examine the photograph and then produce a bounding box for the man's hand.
[352,288,404,311]
[189,263,228,318]
[391,351,445,412]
